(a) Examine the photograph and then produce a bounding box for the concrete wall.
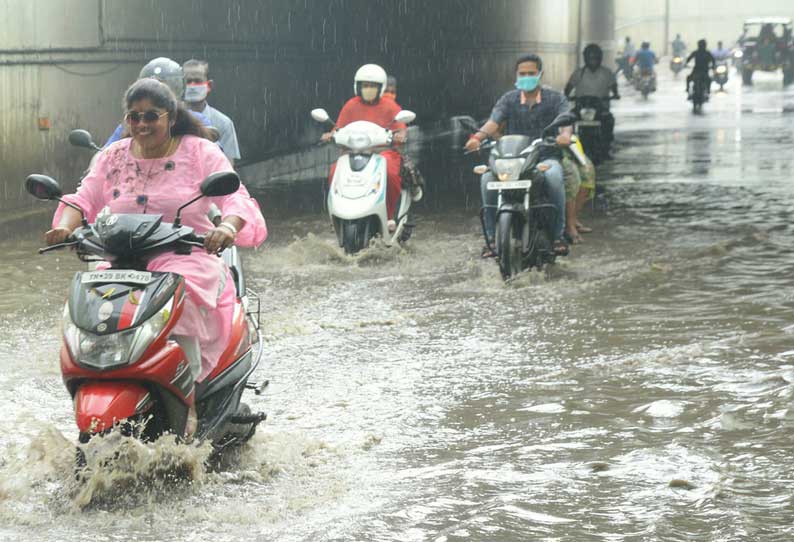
[615,0,794,56]
[0,0,607,213]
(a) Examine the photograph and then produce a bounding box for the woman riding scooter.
[44,78,267,436]
[321,64,407,233]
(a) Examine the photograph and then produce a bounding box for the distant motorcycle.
[471,112,576,280]
[311,108,418,254]
[670,55,685,76]
[714,61,729,90]
[634,69,656,99]
[690,73,710,113]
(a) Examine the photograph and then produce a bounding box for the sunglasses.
[125,109,168,125]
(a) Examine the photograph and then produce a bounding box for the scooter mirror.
[25,174,63,201]
[473,165,489,175]
[311,108,331,124]
[68,129,100,150]
[394,110,416,124]
[201,171,240,197]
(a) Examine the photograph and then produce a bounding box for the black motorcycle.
[690,73,711,113]
[571,96,614,164]
[473,113,576,280]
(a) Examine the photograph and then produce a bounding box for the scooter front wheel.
[342,219,369,255]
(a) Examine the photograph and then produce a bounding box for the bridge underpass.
[0,0,614,217]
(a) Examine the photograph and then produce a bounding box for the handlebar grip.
[182,233,206,244]
[38,240,76,254]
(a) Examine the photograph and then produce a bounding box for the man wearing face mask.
[321,64,407,232]
[183,59,241,164]
[565,44,620,156]
[465,54,572,258]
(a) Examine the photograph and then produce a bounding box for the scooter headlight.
[580,108,597,121]
[734,50,744,58]
[716,65,727,74]
[62,301,172,371]
[673,57,682,63]
[494,159,524,182]
[348,133,372,151]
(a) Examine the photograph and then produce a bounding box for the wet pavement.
[1,68,794,541]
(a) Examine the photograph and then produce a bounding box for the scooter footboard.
[74,381,151,434]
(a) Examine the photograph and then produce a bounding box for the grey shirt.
[489,87,569,160]
[490,86,569,141]
[566,66,617,99]
[201,103,241,161]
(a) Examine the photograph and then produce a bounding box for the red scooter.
[25,172,266,457]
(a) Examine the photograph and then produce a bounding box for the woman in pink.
[46,78,267,388]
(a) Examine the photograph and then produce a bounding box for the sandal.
[481,242,496,259]
[576,222,593,234]
[553,239,570,256]
[564,231,583,245]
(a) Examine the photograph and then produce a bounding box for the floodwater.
[1,69,794,541]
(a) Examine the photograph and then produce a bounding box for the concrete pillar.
[579,0,616,68]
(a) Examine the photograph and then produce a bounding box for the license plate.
[487,180,532,191]
[81,270,152,285]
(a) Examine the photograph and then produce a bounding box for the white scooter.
[311,108,418,254]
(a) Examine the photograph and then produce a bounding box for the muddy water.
[1,72,794,541]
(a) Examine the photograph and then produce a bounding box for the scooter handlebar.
[38,240,78,254]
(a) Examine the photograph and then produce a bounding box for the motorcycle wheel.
[342,219,368,255]
[496,212,523,280]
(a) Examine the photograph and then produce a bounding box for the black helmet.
[583,43,603,63]
[698,39,707,49]
[139,57,184,99]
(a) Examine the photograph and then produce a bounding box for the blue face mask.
[515,73,542,92]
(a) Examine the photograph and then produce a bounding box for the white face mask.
[184,83,209,103]
[360,86,379,102]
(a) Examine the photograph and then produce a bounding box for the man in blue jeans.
[465,53,572,257]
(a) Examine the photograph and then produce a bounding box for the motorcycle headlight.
[673,57,682,62]
[348,133,372,151]
[734,50,744,58]
[63,301,172,371]
[580,108,597,121]
[716,66,727,74]
[494,159,524,182]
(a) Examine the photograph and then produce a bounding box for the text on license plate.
[487,180,532,191]
[81,270,152,285]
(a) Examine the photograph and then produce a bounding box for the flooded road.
[2,70,794,541]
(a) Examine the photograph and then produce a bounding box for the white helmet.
[354,64,388,99]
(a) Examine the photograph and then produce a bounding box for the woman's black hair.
[121,78,211,139]
[515,54,543,72]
